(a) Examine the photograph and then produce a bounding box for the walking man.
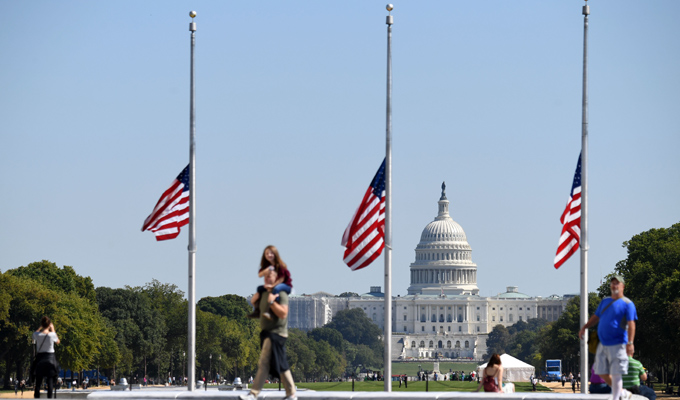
[240,268,296,400]
[579,275,637,400]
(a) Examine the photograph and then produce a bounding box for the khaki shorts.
[593,343,628,376]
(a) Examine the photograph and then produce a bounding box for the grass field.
[391,362,479,376]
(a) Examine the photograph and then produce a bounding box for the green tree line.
[1,261,384,388]
[484,222,680,384]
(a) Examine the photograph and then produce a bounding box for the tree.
[286,329,316,380]
[600,222,680,384]
[7,260,96,304]
[338,292,359,298]
[1,265,114,389]
[197,294,255,328]
[308,327,344,352]
[484,325,510,358]
[95,286,165,381]
[325,308,382,349]
[537,293,599,374]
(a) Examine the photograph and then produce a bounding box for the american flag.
[141,164,190,241]
[341,159,386,271]
[554,153,582,269]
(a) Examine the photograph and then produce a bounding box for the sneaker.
[262,312,272,320]
[621,389,633,400]
[247,309,260,319]
[238,393,256,400]
[283,396,297,400]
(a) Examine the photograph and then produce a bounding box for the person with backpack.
[579,275,638,400]
[476,354,503,393]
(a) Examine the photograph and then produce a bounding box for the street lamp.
[182,352,186,386]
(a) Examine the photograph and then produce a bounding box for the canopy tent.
[477,354,535,382]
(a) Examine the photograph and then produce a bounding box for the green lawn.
[391,362,479,376]
[262,381,550,392]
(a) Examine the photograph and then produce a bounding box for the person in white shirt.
[32,316,60,398]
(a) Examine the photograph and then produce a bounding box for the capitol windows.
[421,326,424,332]
[448,326,451,331]
[404,326,407,331]
[477,307,480,310]
[500,316,504,322]
[447,314,452,322]
[519,316,523,322]
[420,341,425,348]
[500,307,503,310]
[476,315,480,321]
[439,314,444,322]
[421,314,425,322]
[438,340,443,348]
[476,326,480,332]
[432,326,435,332]
[431,314,436,322]
[492,316,495,322]
[412,341,416,348]
[509,314,513,322]
[429,341,434,348]
[492,307,495,310]
[458,326,462,332]
[519,307,522,310]
[465,341,470,348]
[373,313,376,321]
[455,341,461,348]
[458,314,463,322]
[447,341,451,348]
[403,315,407,321]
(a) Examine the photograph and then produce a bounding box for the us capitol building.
[287,184,570,360]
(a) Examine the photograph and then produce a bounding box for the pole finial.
[386,4,394,25]
[189,11,197,32]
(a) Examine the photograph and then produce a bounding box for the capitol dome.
[407,183,479,296]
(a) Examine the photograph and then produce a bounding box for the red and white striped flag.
[341,159,386,271]
[554,154,582,269]
[141,165,190,241]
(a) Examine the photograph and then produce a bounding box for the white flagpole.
[384,4,393,392]
[579,1,589,393]
[187,10,197,392]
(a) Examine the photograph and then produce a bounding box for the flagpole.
[579,1,589,394]
[383,4,393,392]
[187,10,197,392]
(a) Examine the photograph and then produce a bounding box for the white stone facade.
[288,184,569,360]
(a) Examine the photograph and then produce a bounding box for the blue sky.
[2,1,678,301]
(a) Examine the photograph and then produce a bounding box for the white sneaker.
[620,389,633,400]
[238,393,256,400]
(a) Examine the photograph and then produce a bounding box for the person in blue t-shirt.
[579,275,637,400]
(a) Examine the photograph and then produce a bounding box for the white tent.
[477,354,535,382]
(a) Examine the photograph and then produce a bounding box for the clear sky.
[2,1,678,302]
